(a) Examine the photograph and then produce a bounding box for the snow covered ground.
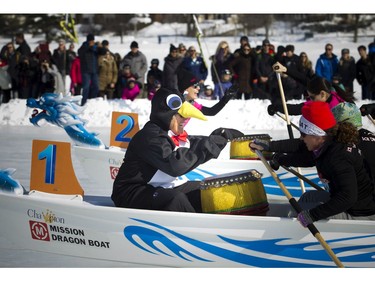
[1,11,375,277]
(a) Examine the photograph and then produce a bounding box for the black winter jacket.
[270,139,375,220]
[111,121,228,208]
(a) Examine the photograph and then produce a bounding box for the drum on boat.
[230,134,273,160]
[200,169,269,215]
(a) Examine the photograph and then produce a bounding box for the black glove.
[360,104,375,117]
[269,153,282,170]
[267,104,277,116]
[267,103,284,116]
[223,85,239,100]
[210,127,244,141]
[249,138,270,151]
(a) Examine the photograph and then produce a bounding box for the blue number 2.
[38,144,56,184]
[115,115,135,143]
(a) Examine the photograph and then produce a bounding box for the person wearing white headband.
[250,101,375,226]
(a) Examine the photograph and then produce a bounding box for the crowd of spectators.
[1,32,375,106]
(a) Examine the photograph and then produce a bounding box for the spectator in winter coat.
[78,34,99,105]
[117,64,136,97]
[16,55,40,99]
[146,58,163,98]
[162,44,183,90]
[255,39,276,98]
[15,33,31,58]
[39,60,65,95]
[112,87,243,212]
[70,56,82,95]
[120,41,147,95]
[210,40,234,93]
[356,45,375,100]
[315,43,339,82]
[121,78,140,101]
[2,42,20,98]
[233,36,249,57]
[0,57,12,103]
[177,43,187,58]
[182,45,208,95]
[98,50,118,99]
[280,44,304,100]
[199,84,216,100]
[250,101,375,225]
[52,39,70,80]
[229,43,255,100]
[334,48,356,93]
[213,69,233,100]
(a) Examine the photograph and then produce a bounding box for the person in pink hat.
[250,101,375,225]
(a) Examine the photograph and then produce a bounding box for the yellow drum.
[230,134,272,160]
[200,169,269,215]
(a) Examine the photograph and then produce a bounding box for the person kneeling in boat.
[111,87,244,212]
[250,101,375,226]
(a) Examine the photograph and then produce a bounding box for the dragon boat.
[0,93,373,267]
[25,93,320,200]
[0,138,374,267]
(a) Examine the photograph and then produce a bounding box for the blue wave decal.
[263,172,321,198]
[124,226,211,262]
[124,218,375,267]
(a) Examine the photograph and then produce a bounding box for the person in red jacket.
[70,56,82,95]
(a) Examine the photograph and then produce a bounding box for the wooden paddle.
[255,149,344,268]
[281,165,325,192]
[275,112,300,131]
[275,72,306,193]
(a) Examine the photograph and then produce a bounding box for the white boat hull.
[73,146,321,200]
[1,191,374,268]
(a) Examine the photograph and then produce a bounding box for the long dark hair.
[306,76,355,103]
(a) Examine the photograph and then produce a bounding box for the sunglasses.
[193,83,200,89]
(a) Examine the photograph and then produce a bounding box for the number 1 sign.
[30,139,84,195]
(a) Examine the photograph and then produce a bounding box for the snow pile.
[1,97,373,135]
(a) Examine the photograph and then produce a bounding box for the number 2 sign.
[109,112,139,149]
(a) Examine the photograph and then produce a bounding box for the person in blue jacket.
[315,43,339,82]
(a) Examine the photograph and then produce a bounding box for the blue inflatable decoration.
[27,93,105,149]
[0,168,24,195]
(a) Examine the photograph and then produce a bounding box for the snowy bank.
[0,97,373,136]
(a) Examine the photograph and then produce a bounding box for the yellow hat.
[178,102,207,121]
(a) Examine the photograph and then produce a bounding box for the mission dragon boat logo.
[27,208,110,248]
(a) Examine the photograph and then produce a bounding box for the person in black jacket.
[112,87,243,212]
[250,101,375,226]
[267,64,355,116]
[78,34,99,105]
